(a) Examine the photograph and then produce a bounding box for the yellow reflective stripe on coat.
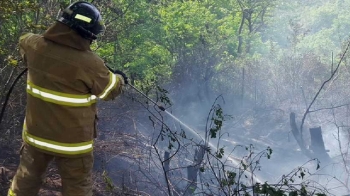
[7,189,16,196]
[26,81,97,106]
[19,33,34,41]
[23,124,93,155]
[98,72,118,99]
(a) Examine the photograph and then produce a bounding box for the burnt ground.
[0,141,21,196]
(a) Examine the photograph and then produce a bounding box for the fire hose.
[0,68,28,126]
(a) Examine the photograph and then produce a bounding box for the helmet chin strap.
[76,25,97,40]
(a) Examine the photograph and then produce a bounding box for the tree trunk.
[309,127,331,164]
[290,112,312,159]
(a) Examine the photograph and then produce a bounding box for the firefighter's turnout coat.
[19,22,123,157]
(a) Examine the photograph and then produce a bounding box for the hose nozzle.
[157,104,166,111]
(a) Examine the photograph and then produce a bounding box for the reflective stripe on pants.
[9,143,93,196]
[23,123,93,155]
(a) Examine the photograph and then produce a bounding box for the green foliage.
[215,147,224,158]
[210,106,224,138]
[94,0,173,87]
[254,182,286,195]
[102,170,115,192]
[1,0,349,107]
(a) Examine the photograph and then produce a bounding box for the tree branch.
[300,39,350,135]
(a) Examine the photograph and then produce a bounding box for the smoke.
[95,1,350,195]
[162,1,350,195]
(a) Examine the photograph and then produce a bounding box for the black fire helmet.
[57,1,105,40]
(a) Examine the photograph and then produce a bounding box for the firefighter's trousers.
[8,143,93,196]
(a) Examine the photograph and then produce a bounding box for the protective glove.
[114,70,128,85]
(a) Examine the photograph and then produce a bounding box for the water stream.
[164,110,205,141]
[163,110,262,184]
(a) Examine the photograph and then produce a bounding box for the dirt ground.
[0,140,19,196]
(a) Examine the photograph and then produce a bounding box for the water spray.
[126,83,209,141]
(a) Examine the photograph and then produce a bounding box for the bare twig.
[300,39,350,136]
[309,103,350,113]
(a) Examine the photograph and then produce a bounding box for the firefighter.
[8,1,127,196]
